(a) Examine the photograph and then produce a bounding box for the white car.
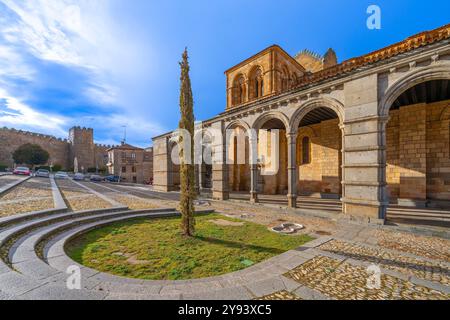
[35,169,50,178]
[54,171,69,179]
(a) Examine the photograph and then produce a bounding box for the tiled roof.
[108,143,143,151]
[293,23,450,90]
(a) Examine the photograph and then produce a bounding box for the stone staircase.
[386,206,450,228]
[0,205,217,299]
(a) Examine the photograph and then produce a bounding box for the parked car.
[73,173,85,181]
[35,169,50,178]
[105,175,120,183]
[90,175,104,182]
[13,167,31,176]
[54,171,69,179]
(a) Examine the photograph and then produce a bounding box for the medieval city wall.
[0,127,70,168]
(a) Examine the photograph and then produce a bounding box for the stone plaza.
[0,23,449,301]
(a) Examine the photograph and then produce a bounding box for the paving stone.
[294,286,332,300]
[0,272,45,296]
[18,284,108,300]
[13,260,60,280]
[182,286,252,300]
[94,282,162,295]
[276,254,310,270]
[278,275,302,292]
[244,277,286,297]
[255,290,302,300]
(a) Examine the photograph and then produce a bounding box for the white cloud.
[0,88,68,137]
[0,45,35,81]
[0,0,165,145]
[0,0,120,103]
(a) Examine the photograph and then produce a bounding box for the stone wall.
[386,100,450,204]
[296,119,341,197]
[0,128,70,169]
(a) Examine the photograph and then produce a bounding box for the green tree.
[12,144,49,168]
[178,48,196,237]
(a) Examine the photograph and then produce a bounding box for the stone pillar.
[342,117,388,223]
[212,121,229,200]
[250,164,258,203]
[197,163,204,191]
[341,74,387,223]
[287,133,298,208]
[152,136,171,192]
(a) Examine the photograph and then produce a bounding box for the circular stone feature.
[271,223,304,234]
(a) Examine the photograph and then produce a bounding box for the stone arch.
[226,119,251,131]
[439,104,450,121]
[252,111,290,131]
[226,120,252,193]
[296,125,318,139]
[248,65,265,100]
[232,73,247,106]
[380,65,450,117]
[289,97,345,134]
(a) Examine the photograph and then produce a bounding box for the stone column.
[249,133,258,203]
[341,74,388,223]
[286,133,298,208]
[211,121,229,200]
[250,164,258,203]
[197,163,204,191]
[342,116,389,223]
[152,136,171,192]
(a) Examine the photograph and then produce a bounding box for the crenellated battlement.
[0,126,68,142]
[69,126,93,132]
[95,143,118,149]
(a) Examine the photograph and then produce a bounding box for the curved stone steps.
[0,207,129,269]
[9,209,169,276]
[41,213,302,297]
[0,206,313,300]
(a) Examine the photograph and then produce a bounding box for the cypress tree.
[178,48,196,236]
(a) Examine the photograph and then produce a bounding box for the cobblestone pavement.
[0,175,25,188]
[0,178,54,217]
[56,179,111,211]
[285,256,448,300]
[374,229,450,262]
[318,240,450,286]
[256,291,302,300]
[79,182,173,210]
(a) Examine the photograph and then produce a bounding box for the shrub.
[87,167,97,173]
[0,164,8,172]
[13,144,49,167]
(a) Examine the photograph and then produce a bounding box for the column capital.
[286,132,298,141]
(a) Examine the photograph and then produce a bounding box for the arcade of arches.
[152,23,450,222]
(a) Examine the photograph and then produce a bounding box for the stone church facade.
[0,126,111,171]
[153,23,450,223]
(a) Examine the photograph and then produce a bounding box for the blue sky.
[0,0,449,147]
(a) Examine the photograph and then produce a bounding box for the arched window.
[232,75,246,106]
[302,136,311,164]
[249,67,264,100]
[281,66,290,91]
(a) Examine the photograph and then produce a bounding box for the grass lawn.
[66,213,314,280]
